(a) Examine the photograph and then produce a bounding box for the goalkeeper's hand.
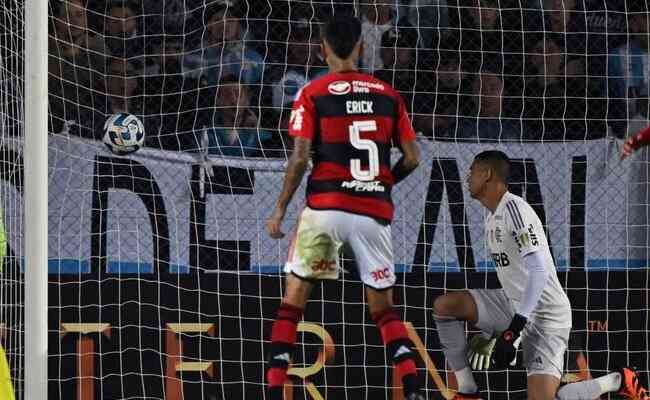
[467,334,497,371]
[492,313,526,368]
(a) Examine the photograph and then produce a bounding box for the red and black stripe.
[306,84,401,222]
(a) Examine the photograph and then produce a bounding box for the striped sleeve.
[506,200,543,256]
[505,200,525,231]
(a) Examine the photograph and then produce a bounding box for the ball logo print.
[328,80,351,95]
[103,113,145,155]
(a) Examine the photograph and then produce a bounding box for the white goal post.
[24,0,48,398]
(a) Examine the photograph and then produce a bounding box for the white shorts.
[285,207,395,289]
[469,289,570,379]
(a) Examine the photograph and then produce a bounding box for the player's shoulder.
[306,71,401,98]
[501,192,537,229]
[357,72,402,98]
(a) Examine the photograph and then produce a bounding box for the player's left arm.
[493,201,550,368]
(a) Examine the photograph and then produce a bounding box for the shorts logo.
[371,267,391,282]
[311,259,336,272]
[532,356,543,366]
[328,81,351,95]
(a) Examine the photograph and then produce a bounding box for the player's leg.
[433,289,514,398]
[526,321,650,400]
[266,208,342,400]
[527,374,561,400]
[366,286,422,398]
[555,368,649,400]
[266,274,314,400]
[522,325,626,400]
[521,324,567,400]
[348,214,423,399]
[432,291,480,398]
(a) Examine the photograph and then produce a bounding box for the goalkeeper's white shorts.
[469,288,570,379]
[284,207,395,290]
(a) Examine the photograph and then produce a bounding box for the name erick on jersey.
[288,71,417,223]
[486,192,572,329]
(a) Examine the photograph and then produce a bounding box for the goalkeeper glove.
[492,313,527,368]
[467,334,497,371]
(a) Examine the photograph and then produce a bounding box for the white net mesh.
[3,0,650,398]
[0,1,23,399]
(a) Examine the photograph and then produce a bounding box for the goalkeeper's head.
[468,150,510,203]
[321,14,363,69]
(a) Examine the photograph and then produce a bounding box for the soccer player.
[621,124,650,159]
[433,151,649,400]
[264,14,424,400]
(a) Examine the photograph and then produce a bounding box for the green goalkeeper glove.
[467,334,497,371]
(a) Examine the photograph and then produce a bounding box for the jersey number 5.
[349,120,379,181]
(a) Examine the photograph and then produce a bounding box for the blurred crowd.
[46,0,650,156]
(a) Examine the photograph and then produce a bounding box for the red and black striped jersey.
[288,71,416,223]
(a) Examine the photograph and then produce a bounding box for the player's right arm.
[391,95,420,184]
[493,200,549,368]
[266,85,315,239]
[621,124,650,159]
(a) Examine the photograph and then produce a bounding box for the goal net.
[5,0,650,398]
[0,0,23,399]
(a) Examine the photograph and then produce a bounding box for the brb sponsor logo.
[491,252,510,268]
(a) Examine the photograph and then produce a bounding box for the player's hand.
[467,333,497,371]
[266,207,286,239]
[621,133,641,159]
[492,314,527,368]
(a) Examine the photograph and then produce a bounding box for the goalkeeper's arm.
[621,124,650,159]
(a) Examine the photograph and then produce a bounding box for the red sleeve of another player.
[395,95,416,144]
[288,87,316,141]
[631,124,650,150]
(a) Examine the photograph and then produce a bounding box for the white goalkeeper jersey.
[485,192,571,329]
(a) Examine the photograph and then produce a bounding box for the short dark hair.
[474,150,510,182]
[322,14,361,59]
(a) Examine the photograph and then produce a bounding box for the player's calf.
[433,292,480,396]
[372,307,421,397]
[266,303,304,400]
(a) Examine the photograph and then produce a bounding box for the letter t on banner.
[60,323,112,400]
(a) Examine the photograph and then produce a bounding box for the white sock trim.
[596,372,622,393]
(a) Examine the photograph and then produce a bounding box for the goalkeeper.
[433,151,648,400]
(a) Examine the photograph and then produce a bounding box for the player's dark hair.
[474,150,510,182]
[322,14,362,59]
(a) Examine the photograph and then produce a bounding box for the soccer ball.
[103,113,145,155]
